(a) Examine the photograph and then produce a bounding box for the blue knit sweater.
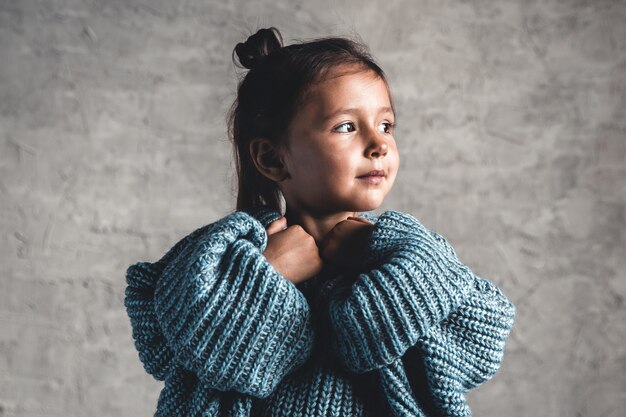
[124,206,515,417]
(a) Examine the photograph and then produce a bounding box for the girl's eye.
[334,122,396,133]
[379,122,395,134]
[334,122,355,133]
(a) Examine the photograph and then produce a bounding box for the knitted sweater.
[124,206,515,417]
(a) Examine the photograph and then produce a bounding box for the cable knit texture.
[124,206,515,417]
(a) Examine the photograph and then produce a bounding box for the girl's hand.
[263,217,324,285]
[319,216,375,270]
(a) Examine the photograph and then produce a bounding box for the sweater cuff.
[363,210,439,268]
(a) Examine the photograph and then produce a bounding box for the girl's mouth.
[357,170,385,184]
[357,170,385,178]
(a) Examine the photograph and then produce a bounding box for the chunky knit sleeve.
[418,229,515,391]
[328,210,513,375]
[125,210,314,399]
[414,275,515,416]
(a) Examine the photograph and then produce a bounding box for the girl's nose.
[366,134,388,159]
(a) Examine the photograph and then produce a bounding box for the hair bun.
[234,27,284,70]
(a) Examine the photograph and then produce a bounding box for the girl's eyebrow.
[321,106,395,122]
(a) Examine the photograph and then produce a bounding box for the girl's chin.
[285,194,387,216]
[353,199,385,213]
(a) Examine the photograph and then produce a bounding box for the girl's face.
[279,64,399,216]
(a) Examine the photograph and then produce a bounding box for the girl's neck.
[284,207,358,246]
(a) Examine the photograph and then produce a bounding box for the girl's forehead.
[305,69,392,107]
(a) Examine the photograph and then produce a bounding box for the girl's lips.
[357,170,385,184]
[357,170,385,178]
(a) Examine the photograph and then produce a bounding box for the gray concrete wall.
[1,0,625,416]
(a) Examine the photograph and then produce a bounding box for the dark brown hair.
[227,27,393,212]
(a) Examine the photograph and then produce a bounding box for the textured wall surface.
[1,0,625,416]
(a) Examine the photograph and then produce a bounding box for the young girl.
[125,27,515,417]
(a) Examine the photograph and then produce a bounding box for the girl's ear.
[249,138,290,182]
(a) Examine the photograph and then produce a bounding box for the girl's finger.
[266,216,287,235]
[347,216,372,225]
